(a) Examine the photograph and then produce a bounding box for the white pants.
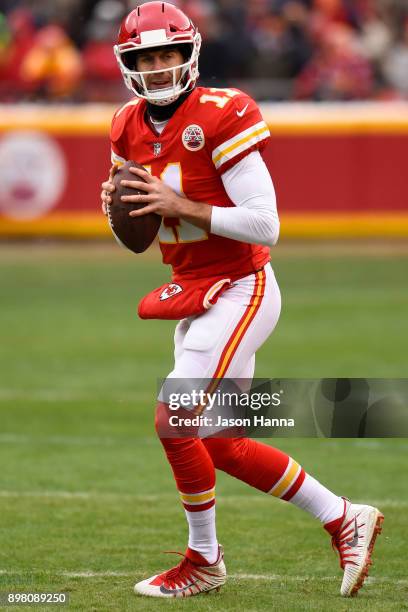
[166,263,281,381]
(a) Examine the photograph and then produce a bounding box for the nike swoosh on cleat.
[236,103,249,117]
[345,517,359,547]
[159,580,198,595]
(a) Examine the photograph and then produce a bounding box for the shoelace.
[159,552,201,589]
[331,518,361,569]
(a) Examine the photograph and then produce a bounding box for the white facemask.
[114,34,201,105]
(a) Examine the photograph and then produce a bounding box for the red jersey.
[110,86,271,281]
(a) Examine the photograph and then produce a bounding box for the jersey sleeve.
[111,148,126,166]
[210,92,270,175]
[110,98,140,165]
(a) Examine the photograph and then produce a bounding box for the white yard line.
[0,434,124,447]
[0,491,160,502]
[0,490,405,508]
[0,390,151,402]
[1,432,406,449]
[0,391,88,402]
[0,569,406,586]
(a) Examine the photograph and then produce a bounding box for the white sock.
[184,506,218,564]
[290,474,345,523]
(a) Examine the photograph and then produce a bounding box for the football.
[107,160,161,254]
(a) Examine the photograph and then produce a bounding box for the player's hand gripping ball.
[107,160,161,253]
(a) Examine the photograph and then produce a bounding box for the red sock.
[203,437,305,501]
[155,402,215,511]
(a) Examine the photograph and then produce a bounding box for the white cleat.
[328,500,384,597]
[134,545,226,598]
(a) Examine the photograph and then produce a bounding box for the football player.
[101,1,383,599]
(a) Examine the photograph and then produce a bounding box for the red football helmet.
[114,1,201,105]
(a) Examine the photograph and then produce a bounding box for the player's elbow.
[257,213,280,247]
[266,219,280,246]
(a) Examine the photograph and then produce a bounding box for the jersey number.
[144,163,208,244]
[199,88,240,109]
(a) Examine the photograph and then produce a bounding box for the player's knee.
[203,437,250,471]
[155,401,169,437]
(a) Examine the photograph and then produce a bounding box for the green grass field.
[0,241,407,611]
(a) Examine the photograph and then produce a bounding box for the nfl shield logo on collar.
[153,142,162,156]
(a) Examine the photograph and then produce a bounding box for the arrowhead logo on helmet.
[114,1,201,106]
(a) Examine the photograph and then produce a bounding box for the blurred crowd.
[1,0,408,102]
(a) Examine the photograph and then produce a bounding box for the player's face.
[135,48,184,91]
